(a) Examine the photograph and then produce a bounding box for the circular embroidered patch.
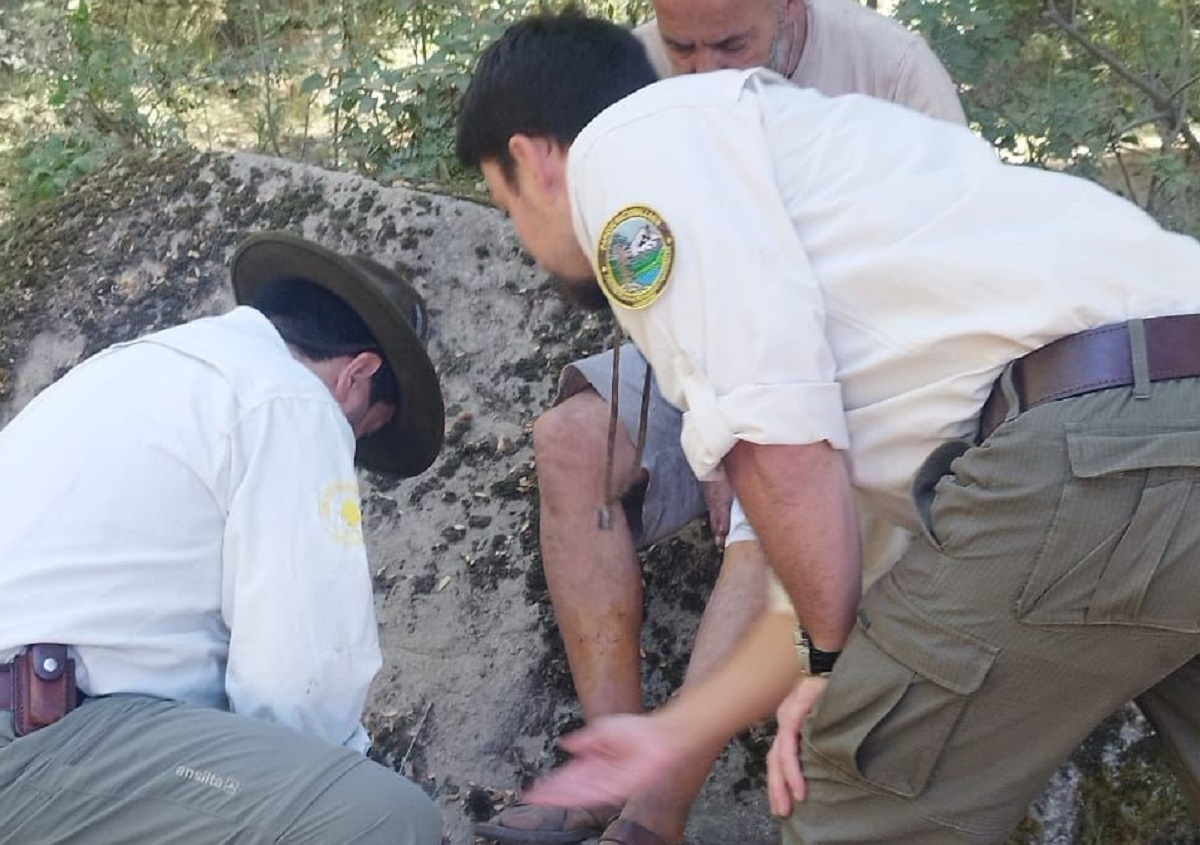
[597,206,675,310]
[319,481,365,547]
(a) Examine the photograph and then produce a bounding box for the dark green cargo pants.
[785,375,1200,844]
[0,694,442,844]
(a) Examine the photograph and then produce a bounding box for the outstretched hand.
[766,676,829,816]
[522,713,687,809]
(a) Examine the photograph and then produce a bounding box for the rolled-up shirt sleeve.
[676,361,847,480]
[569,77,849,479]
[220,395,382,753]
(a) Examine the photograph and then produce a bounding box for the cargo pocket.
[1016,427,1200,631]
[807,587,997,798]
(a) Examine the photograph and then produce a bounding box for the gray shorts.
[0,694,442,844]
[557,343,705,547]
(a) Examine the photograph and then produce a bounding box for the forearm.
[724,440,861,651]
[656,609,799,743]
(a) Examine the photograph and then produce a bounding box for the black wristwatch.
[793,625,840,677]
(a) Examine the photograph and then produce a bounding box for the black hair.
[455,7,658,184]
[250,278,400,407]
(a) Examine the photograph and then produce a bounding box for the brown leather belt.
[979,314,1200,440]
[0,664,10,710]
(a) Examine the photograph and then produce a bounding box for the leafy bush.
[3,0,1196,235]
[9,131,117,207]
[3,0,200,211]
[311,1,653,184]
[897,0,1200,234]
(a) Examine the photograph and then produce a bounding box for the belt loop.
[1128,318,1151,399]
[999,362,1021,423]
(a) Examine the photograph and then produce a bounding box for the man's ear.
[334,351,384,400]
[509,134,566,195]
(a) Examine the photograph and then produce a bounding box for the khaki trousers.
[785,375,1200,843]
[0,694,442,845]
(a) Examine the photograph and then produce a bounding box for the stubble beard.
[766,3,798,77]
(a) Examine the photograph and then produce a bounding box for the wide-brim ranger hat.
[231,231,444,477]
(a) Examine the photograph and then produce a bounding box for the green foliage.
[310,0,653,183]
[896,0,1200,234]
[2,0,1198,235]
[3,0,201,211]
[55,1,161,146]
[0,0,662,211]
[585,0,656,25]
[9,132,118,207]
[313,1,518,182]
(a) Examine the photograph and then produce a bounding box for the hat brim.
[231,231,444,477]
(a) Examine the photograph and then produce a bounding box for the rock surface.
[0,149,1195,844]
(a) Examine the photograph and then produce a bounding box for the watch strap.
[793,624,840,676]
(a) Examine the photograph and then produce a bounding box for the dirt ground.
[1,149,1196,845]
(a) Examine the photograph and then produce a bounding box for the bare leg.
[486,387,714,842]
[534,388,647,720]
[618,540,771,843]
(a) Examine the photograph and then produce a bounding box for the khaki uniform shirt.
[567,70,1200,535]
[635,0,964,596]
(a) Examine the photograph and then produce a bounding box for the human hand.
[766,675,829,816]
[701,477,734,547]
[522,713,687,809]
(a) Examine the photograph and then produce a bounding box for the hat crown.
[345,256,429,342]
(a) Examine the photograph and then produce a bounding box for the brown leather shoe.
[599,818,672,845]
[474,802,620,844]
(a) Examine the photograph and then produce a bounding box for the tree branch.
[1114,111,1174,141]
[1113,148,1143,208]
[253,5,281,156]
[1171,71,1200,101]
[1044,0,1171,110]
[1044,0,1200,158]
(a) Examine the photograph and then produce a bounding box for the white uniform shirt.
[635,0,966,125]
[568,70,1200,534]
[0,307,381,752]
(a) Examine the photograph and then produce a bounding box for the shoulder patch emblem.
[597,206,674,310]
[319,481,365,548]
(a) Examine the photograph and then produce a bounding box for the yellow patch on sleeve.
[319,481,365,547]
